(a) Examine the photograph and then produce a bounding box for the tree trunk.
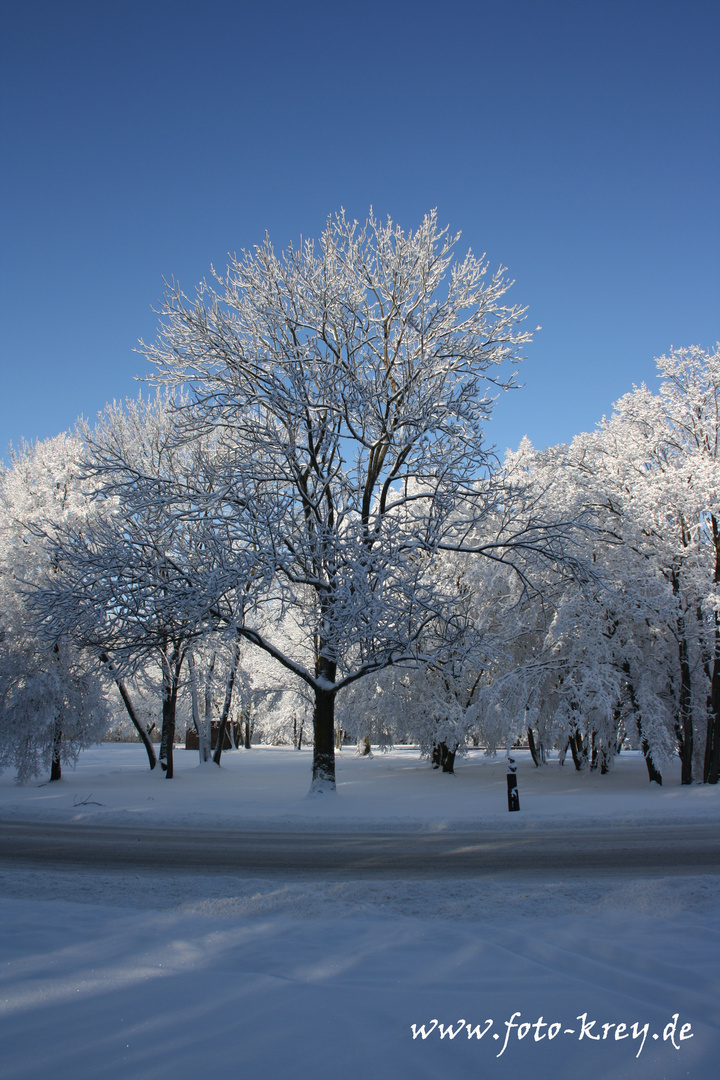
[634,703,662,785]
[568,730,587,771]
[622,664,660,782]
[49,719,62,781]
[213,636,240,766]
[116,677,157,769]
[589,732,601,770]
[203,651,217,756]
[704,704,720,784]
[312,687,336,790]
[100,654,157,769]
[159,681,177,779]
[703,515,720,784]
[49,641,62,781]
[211,643,239,764]
[677,632,693,784]
[599,743,611,774]
[527,727,541,767]
[442,746,456,773]
[641,737,663,784]
[309,633,337,790]
[159,649,183,779]
[672,569,693,784]
[187,652,211,763]
[430,741,456,773]
[311,650,337,791]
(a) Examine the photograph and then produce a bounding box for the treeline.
[2,343,718,787]
[0,213,717,788]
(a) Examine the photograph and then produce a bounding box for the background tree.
[479,346,720,786]
[0,434,108,781]
[34,395,234,778]
[591,345,720,783]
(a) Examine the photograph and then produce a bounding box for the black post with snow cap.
[507,756,520,812]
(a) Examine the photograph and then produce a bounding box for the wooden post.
[507,755,520,811]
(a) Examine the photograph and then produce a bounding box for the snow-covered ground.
[1,745,718,1079]
[2,742,719,829]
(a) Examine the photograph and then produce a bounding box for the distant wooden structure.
[185,721,233,751]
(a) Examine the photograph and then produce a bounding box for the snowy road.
[1,819,718,876]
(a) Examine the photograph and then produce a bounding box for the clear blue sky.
[1,0,717,460]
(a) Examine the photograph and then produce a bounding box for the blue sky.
[1,0,717,461]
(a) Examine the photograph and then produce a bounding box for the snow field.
[0,744,718,1079]
[1,893,716,1080]
[1,743,719,830]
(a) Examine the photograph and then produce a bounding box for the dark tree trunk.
[527,727,541,767]
[589,731,599,771]
[49,642,62,781]
[49,719,62,782]
[431,741,455,773]
[677,632,693,784]
[621,662,660,782]
[159,682,177,779]
[621,656,660,786]
[672,568,693,784]
[704,704,720,784]
[568,731,584,771]
[642,738,663,784]
[159,649,183,779]
[309,632,337,788]
[442,748,456,773]
[115,678,157,769]
[704,517,720,783]
[213,636,240,765]
[311,651,337,791]
[312,687,336,789]
[100,654,157,769]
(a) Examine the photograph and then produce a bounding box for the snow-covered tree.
[0,434,109,781]
[592,345,720,783]
[137,209,588,791]
[655,344,720,782]
[484,345,720,785]
[32,394,241,777]
[548,422,680,780]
